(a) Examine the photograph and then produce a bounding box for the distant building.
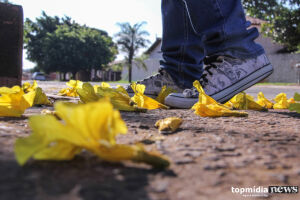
[123,16,300,83]
[122,38,162,81]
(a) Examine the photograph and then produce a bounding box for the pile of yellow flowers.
[58,80,83,97]
[77,81,169,111]
[225,91,297,111]
[0,81,51,117]
[0,79,299,169]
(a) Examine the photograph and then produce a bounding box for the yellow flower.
[191,81,248,117]
[155,117,183,134]
[93,85,100,92]
[15,99,170,168]
[287,98,295,104]
[22,80,38,93]
[131,83,169,110]
[58,80,83,97]
[100,82,111,88]
[77,83,145,112]
[0,88,35,117]
[77,83,101,103]
[256,92,274,109]
[226,92,267,111]
[33,88,52,106]
[0,85,22,94]
[273,93,289,109]
[156,86,177,104]
[66,80,83,89]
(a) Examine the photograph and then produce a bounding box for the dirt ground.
[0,83,300,200]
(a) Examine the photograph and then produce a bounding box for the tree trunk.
[72,71,76,80]
[63,72,67,81]
[128,62,132,83]
[128,51,134,83]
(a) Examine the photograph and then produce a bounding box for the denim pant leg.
[160,0,204,89]
[160,0,265,89]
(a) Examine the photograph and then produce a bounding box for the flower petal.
[192,81,248,117]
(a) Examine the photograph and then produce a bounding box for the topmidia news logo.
[269,186,298,194]
[231,186,298,197]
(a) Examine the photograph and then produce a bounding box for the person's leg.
[160,0,204,89]
[165,0,273,108]
[126,0,205,97]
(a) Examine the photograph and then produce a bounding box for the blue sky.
[10,0,162,69]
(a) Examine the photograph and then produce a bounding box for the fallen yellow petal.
[66,80,83,89]
[101,82,111,88]
[77,83,100,103]
[33,88,52,106]
[156,86,177,104]
[192,81,248,117]
[58,80,83,97]
[0,88,35,117]
[226,92,267,111]
[22,80,38,93]
[131,83,169,110]
[15,99,169,168]
[77,83,145,112]
[256,92,274,109]
[273,93,289,109]
[155,117,183,134]
[287,98,295,104]
[0,85,22,94]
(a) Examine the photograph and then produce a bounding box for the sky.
[10,0,162,69]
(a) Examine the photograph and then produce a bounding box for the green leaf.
[294,93,300,101]
[289,103,300,113]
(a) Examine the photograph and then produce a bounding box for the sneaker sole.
[165,63,274,109]
[127,92,158,99]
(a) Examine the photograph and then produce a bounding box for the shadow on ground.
[272,110,300,119]
[0,156,172,200]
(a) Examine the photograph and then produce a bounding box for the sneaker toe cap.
[165,93,198,109]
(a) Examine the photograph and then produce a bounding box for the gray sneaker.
[126,69,184,98]
[165,54,273,108]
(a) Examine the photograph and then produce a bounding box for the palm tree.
[115,22,150,83]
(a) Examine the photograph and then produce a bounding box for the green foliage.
[294,92,300,101]
[289,93,300,113]
[24,12,117,78]
[114,22,150,82]
[0,0,10,3]
[110,63,123,72]
[243,0,300,51]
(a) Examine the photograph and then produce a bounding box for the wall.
[123,35,300,83]
[122,43,162,81]
[256,35,300,83]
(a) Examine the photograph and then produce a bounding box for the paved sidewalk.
[246,85,300,99]
[0,81,296,199]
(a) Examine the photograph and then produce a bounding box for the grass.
[255,82,299,86]
[107,80,130,84]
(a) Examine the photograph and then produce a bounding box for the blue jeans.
[160,0,265,88]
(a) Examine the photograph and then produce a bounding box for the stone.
[175,158,195,165]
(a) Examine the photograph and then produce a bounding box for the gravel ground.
[0,81,300,200]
